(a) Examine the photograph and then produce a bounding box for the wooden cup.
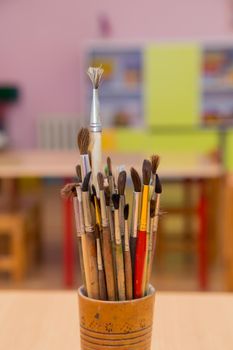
[78,285,155,350]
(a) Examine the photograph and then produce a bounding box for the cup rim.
[78,284,155,304]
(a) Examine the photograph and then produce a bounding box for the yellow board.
[144,43,201,127]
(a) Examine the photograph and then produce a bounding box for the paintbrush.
[60,183,77,199]
[94,224,107,300]
[87,67,104,190]
[97,173,116,300]
[77,128,91,179]
[124,204,133,300]
[105,186,118,300]
[81,171,99,299]
[151,174,162,264]
[117,170,127,240]
[134,159,152,299]
[106,156,116,211]
[130,167,142,278]
[112,193,126,301]
[145,198,156,293]
[151,154,160,198]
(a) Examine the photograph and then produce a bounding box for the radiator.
[37,118,80,150]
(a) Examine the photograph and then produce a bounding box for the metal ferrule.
[76,186,85,233]
[131,191,141,238]
[80,154,91,179]
[73,197,81,236]
[99,190,108,227]
[107,206,115,242]
[124,221,130,251]
[82,191,94,233]
[153,195,161,232]
[119,195,125,236]
[140,185,149,231]
[90,89,102,132]
[96,238,103,270]
[148,218,154,251]
[114,210,121,245]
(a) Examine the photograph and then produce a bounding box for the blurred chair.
[0,180,41,282]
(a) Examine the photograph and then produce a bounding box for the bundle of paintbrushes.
[61,128,162,301]
[61,66,162,300]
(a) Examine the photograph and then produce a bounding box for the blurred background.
[0,0,233,292]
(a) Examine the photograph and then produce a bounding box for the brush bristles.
[60,183,77,199]
[82,172,92,192]
[124,204,129,221]
[155,174,162,194]
[76,164,82,183]
[117,171,127,195]
[107,157,112,176]
[97,172,104,191]
[151,154,160,175]
[142,160,152,185]
[77,127,90,155]
[130,167,141,192]
[150,199,156,218]
[87,66,104,89]
[112,193,120,210]
[92,185,97,197]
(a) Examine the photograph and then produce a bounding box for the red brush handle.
[134,230,147,299]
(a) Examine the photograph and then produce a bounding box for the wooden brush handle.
[77,237,86,293]
[134,230,147,299]
[98,269,107,300]
[86,232,99,300]
[102,226,116,301]
[81,234,91,297]
[124,250,133,300]
[115,244,126,301]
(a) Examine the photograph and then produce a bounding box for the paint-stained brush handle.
[115,244,126,301]
[102,226,116,300]
[86,232,99,300]
[130,236,137,279]
[134,230,147,299]
[98,269,107,300]
[124,250,133,300]
[77,237,86,293]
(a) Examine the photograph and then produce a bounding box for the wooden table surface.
[0,150,223,179]
[0,291,233,350]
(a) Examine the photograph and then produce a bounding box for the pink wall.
[0,0,230,148]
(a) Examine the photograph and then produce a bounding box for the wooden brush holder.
[78,285,155,350]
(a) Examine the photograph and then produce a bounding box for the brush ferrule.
[131,191,141,238]
[148,217,154,251]
[153,195,161,232]
[140,185,149,231]
[124,220,130,251]
[114,210,121,244]
[82,191,94,232]
[96,238,103,270]
[107,206,115,242]
[73,197,81,236]
[90,89,102,132]
[119,195,125,236]
[80,154,91,178]
[76,186,85,232]
[99,190,108,227]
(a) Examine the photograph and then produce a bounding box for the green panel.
[116,129,218,154]
[226,131,233,171]
[144,43,201,127]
